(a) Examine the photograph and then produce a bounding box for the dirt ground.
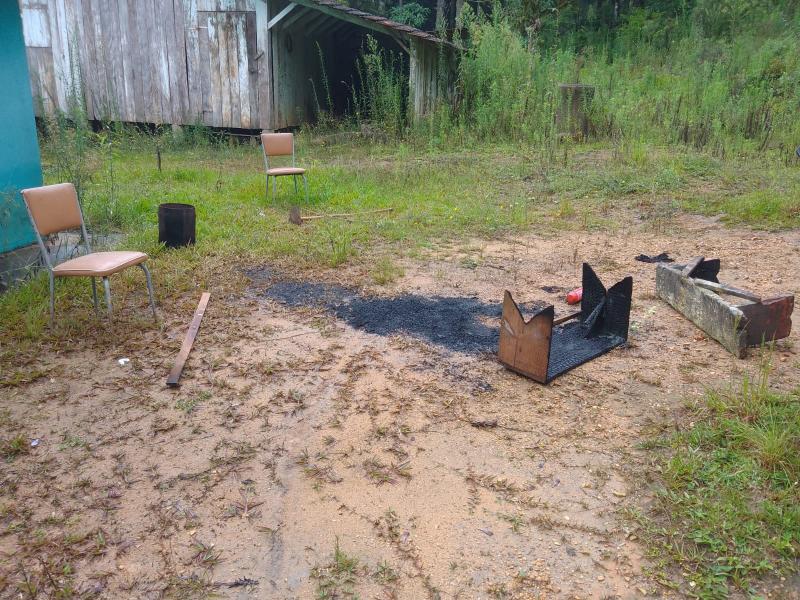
[1,212,799,599]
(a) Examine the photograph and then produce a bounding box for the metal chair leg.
[140,264,157,321]
[102,277,112,316]
[303,175,309,203]
[272,176,277,199]
[48,271,55,326]
[265,175,270,201]
[91,277,99,313]
[293,175,298,193]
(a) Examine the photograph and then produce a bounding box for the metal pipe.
[103,277,112,316]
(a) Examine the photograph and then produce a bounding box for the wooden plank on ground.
[167,292,211,387]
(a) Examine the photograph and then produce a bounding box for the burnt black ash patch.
[263,281,544,354]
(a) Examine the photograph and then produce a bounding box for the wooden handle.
[692,279,761,303]
[553,311,581,325]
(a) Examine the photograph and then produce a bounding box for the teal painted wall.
[0,2,42,253]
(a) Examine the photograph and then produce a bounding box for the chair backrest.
[261,132,294,157]
[21,183,83,236]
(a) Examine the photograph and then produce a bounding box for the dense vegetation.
[335,0,800,160]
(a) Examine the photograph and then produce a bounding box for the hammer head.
[289,206,303,226]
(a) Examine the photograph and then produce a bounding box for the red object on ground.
[566,287,583,305]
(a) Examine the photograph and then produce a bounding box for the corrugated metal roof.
[300,0,453,46]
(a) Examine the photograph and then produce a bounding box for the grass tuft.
[311,539,362,599]
[635,356,800,597]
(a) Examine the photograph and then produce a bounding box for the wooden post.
[556,83,595,140]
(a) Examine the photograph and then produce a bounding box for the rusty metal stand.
[499,263,633,383]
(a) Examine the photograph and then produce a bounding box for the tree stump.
[556,83,595,140]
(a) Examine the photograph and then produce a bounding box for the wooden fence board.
[227,12,242,128]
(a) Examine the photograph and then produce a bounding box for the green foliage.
[443,4,800,158]
[636,357,800,597]
[1,435,29,461]
[353,36,408,135]
[38,81,93,199]
[457,15,557,140]
[389,2,430,28]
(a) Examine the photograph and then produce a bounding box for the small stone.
[597,575,605,582]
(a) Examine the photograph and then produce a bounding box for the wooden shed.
[18,0,453,130]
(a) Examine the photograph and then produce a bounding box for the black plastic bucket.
[158,203,196,248]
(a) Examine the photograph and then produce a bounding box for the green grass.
[371,256,405,285]
[311,539,362,599]
[0,132,797,359]
[635,357,800,598]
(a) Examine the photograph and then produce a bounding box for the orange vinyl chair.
[21,183,157,325]
[260,132,309,202]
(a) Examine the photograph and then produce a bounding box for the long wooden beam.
[267,3,297,30]
[656,264,794,357]
[291,0,402,39]
[657,264,747,356]
[167,292,211,387]
[692,278,761,303]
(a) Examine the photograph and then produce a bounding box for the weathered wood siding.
[19,0,271,128]
[409,37,450,120]
[20,0,452,130]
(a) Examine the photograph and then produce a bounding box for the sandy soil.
[1,213,798,599]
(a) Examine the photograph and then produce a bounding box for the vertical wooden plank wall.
[410,39,455,121]
[19,0,269,128]
[409,38,440,120]
[19,1,57,114]
[254,1,270,129]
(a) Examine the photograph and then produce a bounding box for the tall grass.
[303,1,800,161]
[440,5,800,157]
[352,36,408,136]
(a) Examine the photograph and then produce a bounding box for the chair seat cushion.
[53,251,148,277]
[267,167,306,176]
